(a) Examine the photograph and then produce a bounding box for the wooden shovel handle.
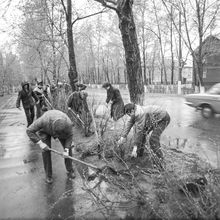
[49,148,99,170]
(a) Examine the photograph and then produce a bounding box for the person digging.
[117,103,170,169]
[26,109,76,184]
[67,90,94,137]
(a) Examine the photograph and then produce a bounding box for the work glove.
[63,148,69,158]
[37,140,49,151]
[117,137,125,145]
[131,146,137,158]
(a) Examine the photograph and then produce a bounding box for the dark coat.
[67,91,89,115]
[67,91,92,129]
[16,82,38,109]
[106,86,124,121]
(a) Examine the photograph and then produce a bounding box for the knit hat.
[124,103,135,114]
[102,82,111,89]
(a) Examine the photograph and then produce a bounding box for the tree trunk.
[117,0,144,104]
[66,0,78,91]
[170,4,174,84]
[152,0,167,85]
[141,4,147,85]
[178,11,182,83]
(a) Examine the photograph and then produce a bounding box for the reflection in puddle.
[46,179,75,219]
[165,136,220,169]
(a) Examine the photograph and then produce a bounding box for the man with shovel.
[26,109,75,184]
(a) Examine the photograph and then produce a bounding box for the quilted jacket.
[122,104,167,146]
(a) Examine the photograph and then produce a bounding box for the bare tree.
[59,0,78,91]
[170,3,175,84]
[161,0,220,89]
[93,0,144,104]
[152,0,168,84]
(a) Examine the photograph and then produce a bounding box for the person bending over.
[26,109,76,184]
[118,103,170,167]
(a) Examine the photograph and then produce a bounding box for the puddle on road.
[164,135,220,169]
[163,125,220,169]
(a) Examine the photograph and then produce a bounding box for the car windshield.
[207,84,220,95]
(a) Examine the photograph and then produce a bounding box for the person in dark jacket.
[67,91,93,137]
[33,81,48,118]
[16,81,39,127]
[26,110,76,184]
[102,82,124,121]
[117,103,170,167]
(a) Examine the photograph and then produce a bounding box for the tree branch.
[93,0,118,11]
[60,0,67,16]
[72,8,109,26]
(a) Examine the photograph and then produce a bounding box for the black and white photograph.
[0,0,220,219]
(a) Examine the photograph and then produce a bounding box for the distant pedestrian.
[16,81,39,127]
[102,82,124,129]
[117,103,170,168]
[26,109,76,184]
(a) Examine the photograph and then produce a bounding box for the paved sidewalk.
[0,94,76,219]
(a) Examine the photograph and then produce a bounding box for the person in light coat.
[26,109,75,184]
[118,103,170,166]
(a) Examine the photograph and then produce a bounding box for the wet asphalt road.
[0,90,220,219]
[0,94,78,219]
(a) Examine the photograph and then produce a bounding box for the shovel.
[43,95,53,110]
[67,108,86,128]
[48,148,119,178]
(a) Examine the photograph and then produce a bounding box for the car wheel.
[201,105,214,118]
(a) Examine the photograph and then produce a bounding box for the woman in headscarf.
[102,82,124,126]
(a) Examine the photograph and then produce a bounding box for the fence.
[88,83,194,95]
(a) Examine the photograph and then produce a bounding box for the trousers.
[24,106,35,127]
[39,132,74,178]
[137,112,170,159]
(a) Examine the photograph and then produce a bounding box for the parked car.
[184,83,220,118]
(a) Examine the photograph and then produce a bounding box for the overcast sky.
[0,0,96,52]
[0,1,22,52]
